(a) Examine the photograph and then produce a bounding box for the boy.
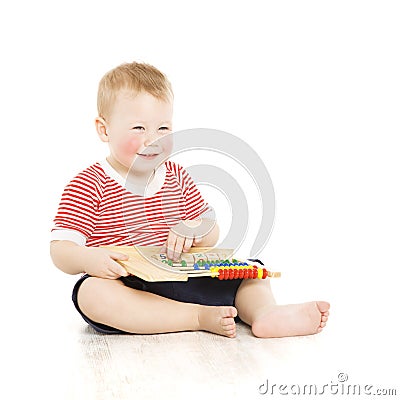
[50,62,329,338]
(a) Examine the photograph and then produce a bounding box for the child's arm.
[50,240,129,278]
[192,218,219,247]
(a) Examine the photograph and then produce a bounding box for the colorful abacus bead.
[224,268,229,280]
[202,260,271,280]
[262,269,268,279]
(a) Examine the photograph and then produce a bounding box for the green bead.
[181,260,187,267]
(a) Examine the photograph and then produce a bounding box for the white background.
[1,0,399,397]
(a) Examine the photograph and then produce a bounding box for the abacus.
[103,246,281,282]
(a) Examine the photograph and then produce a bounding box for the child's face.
[98,90,173,176]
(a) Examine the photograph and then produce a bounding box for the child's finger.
[108,251,129,261]
[194,236,203,245]
[166,234,178,259]
[104,271,121,280]
[182,237,193,252]
[175,235,185,252]
[171,236,186,260]
[109,260,129,277]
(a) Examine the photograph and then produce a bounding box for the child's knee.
[77,277,118,317]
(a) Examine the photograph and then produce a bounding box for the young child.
[50,62,330,338]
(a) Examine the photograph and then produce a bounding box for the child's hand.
[162,219,207,261]
[83,247,129,279]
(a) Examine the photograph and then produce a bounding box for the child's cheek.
[159,135,173,156]
[119,136,142,159]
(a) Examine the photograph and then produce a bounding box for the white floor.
[3,257,399,400]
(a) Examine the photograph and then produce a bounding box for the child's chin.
[137,154,159,161]
[130,156,157,168]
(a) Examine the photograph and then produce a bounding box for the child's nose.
[144,131,161,147]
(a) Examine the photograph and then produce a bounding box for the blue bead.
[193,263,199,270]
[204,263,210,269]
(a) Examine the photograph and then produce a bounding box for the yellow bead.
[258,268,263,279]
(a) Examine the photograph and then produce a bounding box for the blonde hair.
[97,62,173,120]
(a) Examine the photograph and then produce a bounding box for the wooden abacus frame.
[103,246,281,282]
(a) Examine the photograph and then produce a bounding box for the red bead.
[218,270,224,280]
[239,269,244,278]
[252,269,257,279]
[229,269,234,280]
[234,268,239,279]
[224,269,229,280]
[262,269,268,279]
[243,269,248,279]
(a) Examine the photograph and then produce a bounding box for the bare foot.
[197,306,238,338]
[251,301,330,338]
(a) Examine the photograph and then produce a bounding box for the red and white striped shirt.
[51,160,210,247]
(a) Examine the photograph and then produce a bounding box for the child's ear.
[95,116,109,142]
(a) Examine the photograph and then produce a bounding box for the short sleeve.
[177,164,211,220]
[51,169,102,242]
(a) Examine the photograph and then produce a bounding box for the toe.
[228,306,238,318]
[223,324,236,332]
[316,301,330,313]
[321,316,328,322]
[221,317,235,326]
[225,328,236,337]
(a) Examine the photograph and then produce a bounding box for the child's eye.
[132,126,145,132]
[159,126,170,132]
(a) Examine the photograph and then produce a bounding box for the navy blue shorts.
[72,274,244,334]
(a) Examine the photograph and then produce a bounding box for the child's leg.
[234,279,330,338]
[77,277,238,337]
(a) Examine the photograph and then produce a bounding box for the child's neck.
[106,156,156,195]
[106,156,151,178]
[125,169,157,196]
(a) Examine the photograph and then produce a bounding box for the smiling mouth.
[137,153,160,157]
